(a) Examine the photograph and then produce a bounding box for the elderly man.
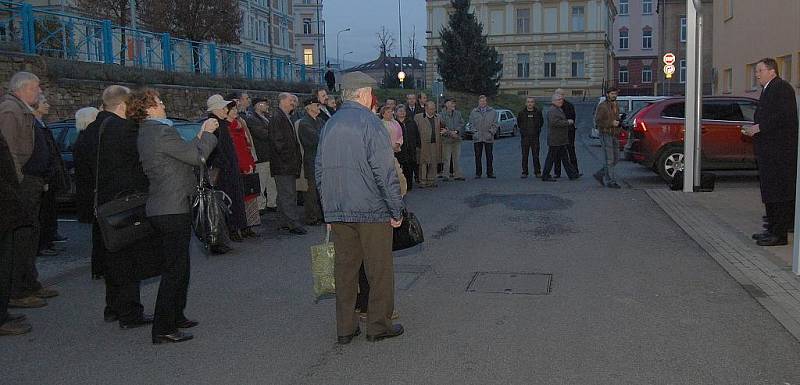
[414,101,442,187]
[439,98,465,181]
[315,88,333,122]
[405,93,421,117]
[244,97,278,212]
[593,87,622,188]
[268,93,305,235]
[744,58,800,246]
[542,94,580,181]
[554,88,579,177]
[316,71,404,344]
[469,95,498,179]
[297,97,325,225]
[0,72,58,310]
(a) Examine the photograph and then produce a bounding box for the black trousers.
[400,161,416,191]
[105,246,144,322]
[765,201,795,237]
[92,222,106,278]
[0,230,14,325]
[555,129,579,176]
[521,136,541,176]
[149,214,192,337]
[11,176,44,299]
[38,188,58,249]
[474,142,494,176]
[543,145,579,179]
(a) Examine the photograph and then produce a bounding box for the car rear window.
[661,103,685,119]
[702,101,746,121]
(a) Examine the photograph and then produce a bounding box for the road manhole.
[466,272,552,295]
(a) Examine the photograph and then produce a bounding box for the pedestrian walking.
[134,88,218,344]
[469,95,498,179]
[0,72,58,309]
[244,97,278,213]
[593,87,622,189]
[395,105,420,191]
[554,88,579,177]
[297,97,325,226]
[743,58,800,247]
[518,96,544,178]
[542,94,580,181]
[414,101,441,188]
[439,98,465,181]
[268,93,306,235]
[315,71,404,344]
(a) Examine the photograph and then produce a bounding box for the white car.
[464,108,518,139]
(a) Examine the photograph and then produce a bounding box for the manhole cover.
[466,272,552,295]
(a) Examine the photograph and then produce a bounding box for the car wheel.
[657,147,685,182]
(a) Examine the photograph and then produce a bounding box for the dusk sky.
[323,0,427,68]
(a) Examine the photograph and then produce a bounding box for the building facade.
[712,0,800,101]
[344,53,426,89]
[612,0,660,95]
[657,0,713,95]
[293,0,326,83]
[425,0,616,97]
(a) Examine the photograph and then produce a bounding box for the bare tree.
[376,26,395,57]
[74,0,132,63]
[407,28,418,60]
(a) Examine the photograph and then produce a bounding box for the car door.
[700,100,749,163]
[736,100,757,163]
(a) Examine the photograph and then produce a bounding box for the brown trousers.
[331,222,394,336]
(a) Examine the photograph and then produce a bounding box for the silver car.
[464,108,518,139]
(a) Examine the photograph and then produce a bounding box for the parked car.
[627,96,759,182]
[463,108,518,139]
[591,96,669,140]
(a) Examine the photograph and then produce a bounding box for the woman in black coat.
[395,105,421,191]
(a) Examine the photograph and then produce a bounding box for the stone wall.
[0,52,311,122]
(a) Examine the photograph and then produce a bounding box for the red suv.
[627,96,759,182]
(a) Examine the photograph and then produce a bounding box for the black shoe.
[752,231,772,240]
[210,244,232,255]
[569,175,581,180]
[229,231,244,242]
[104,309,119,323]
[242,228,259,238]
[7,313,26,322]
[607,182,622,189]
[487,174,496,179]
[554,175,561,179]
[289,226,308,235]
[119,314,154,329]
[366,324,404,342]
[177,318,199,329]
[52,233,68,243]
[152,331,193,344]
[266,207,277,212]
[593,172,605,186]
[757,234,788,246]
[521,174,528,179]
[541,177,557,182]
[475,175,482,179]
[337,327,361,345]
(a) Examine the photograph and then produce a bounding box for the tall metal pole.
[129,0,137,29]
[398,0,403,88]
[683,0,703,192]
[336,28,350,70]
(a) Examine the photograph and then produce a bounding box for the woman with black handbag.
[133,89,218,345]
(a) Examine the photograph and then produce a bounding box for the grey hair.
[75,107,100,132]
[8,71,40,92]
[341,87,370,102]
[278,92,293,102]
[395,104,406,112]
[551,93,564,102]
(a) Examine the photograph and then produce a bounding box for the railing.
[0,1,313,83]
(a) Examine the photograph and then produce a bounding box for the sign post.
[684,0,703,193]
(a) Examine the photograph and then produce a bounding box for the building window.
[516,8,530,34]
[497,54,504,76]
[723,0,734,21]
[303,47,314,66]
[619,66,629,84]
[544,53,557,78]
[571,52,585,78]
[544,8,557,33]
[571,6,584,32]
[642,29,652,49]
[680,17,687,42]
[619,29,629,50]
[778,55,793,83]
[642,65,653,83]
[517,53,530,78]
[303,17,312,35]
[490,9,504,35]
[642,0,653,14]
[723,68,733,93]
[618,0,629,15]
[679,59,687,83]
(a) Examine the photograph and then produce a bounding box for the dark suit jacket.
[267,109,302,177]
[244,112,271,163]
[754,77,799,203]
[562,100,576,131]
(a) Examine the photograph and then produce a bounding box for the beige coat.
[0,94,35,181]
[414,113,441,165]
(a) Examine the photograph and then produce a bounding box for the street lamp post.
[398,0,403,88]
[336,28,351,70]
[342,51,353,62]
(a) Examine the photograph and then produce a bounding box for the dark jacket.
[562,99,577,130]
[73,111,113,223]
[0,93,34,180]
[297,113,324,178]
[138,119,217,216]
[0,129,31,232]
[396,117,421,165]
[315,101,403,223]
[37,119,69,193]
[518,106,544,139]
[405,104,422,119]
[754,77,800,203]
[267,108,302,177]
[244,112,271,163]
[546,105,571,147]
[207,115,248,231]
[96,113,149,205]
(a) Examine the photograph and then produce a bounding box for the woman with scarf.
[227,104,260,238]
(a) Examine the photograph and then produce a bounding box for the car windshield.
[50,123,78,152]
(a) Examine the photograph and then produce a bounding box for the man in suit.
[268,93,306,235]
[414,101,441,188]
[244,97,278,212]
[405,93,421,117]
[743,58,799,246]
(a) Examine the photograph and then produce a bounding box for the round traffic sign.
[663,53,676,65]
[664,64,676,74]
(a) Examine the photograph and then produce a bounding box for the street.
[3,103,800,385]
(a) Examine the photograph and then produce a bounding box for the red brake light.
[632,103,657,133]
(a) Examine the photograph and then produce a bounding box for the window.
[703,101,746,122]
[746,63,758,89]
[571,52,585,78]
[497,54,504,76]
[737,100,757,122]
[572,7,585,32]
[544,53,557,78]
[778,55,793,83]
[642,29,652,49]
[642,65,653,83]
[723,68,733,93]
[642,0,653,14]
[517,53,530,78]
[303,17,312,35]
[618,0,629,15]
[544,8,557,33]
[680,17,687,42]
[303,47,314,66]
[679,59,687,83]
[661,103,685,119]
[723,0,734,21]
[619,29,629,50]
[516,8,530,34]
[490,9,504,34]
[619,66,629,84]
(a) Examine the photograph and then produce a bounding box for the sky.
[322,0,427,68]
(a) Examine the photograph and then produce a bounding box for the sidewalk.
[647,185,800,340]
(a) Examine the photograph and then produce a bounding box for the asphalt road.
[2,103,798,385]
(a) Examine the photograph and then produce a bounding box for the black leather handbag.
[241,172,261,196]
[392,209,424,251]
[94,120,154,253]
[192,161,232,249]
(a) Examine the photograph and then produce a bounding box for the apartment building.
[612,0,660,95]
[293,0,326,83]
[657,0,713,95]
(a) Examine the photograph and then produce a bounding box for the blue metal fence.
[0,1,313,83]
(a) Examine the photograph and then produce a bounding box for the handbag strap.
[324,226,331,244]
[93,118,112,216]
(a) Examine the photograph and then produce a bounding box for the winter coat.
[36,119,69,193]
[267,109,303,177]
[594,99,620,135]
[469,107,498,143]
[546,105,571,147]
[207,115,248,231]
[244,112,271,164]
[396,117,420,165]
[95,113,149,205]
[414,113,441,165]
[0,129,31,232]
[562,99,577,130]
[73,110,112,223]
[754,77,800,203]
[517,106,544,139]
[315,101,403,223]
[439,109,464,144]
[0,93,35,180]
[297,113,324,179]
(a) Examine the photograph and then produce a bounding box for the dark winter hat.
[304,97,321,107]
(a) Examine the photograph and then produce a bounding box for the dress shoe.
[266,206,277,212]
[0,320,32,336]
[229,231,244,242]
[52,233,69,242]
[289,227,308,235]
[757,234,788,247]
[454,177,466,181]
[34,287,59,299]
[104,309,119,323]
[119,314,154,329]
[487,175,496,179]
[242,228,260,238]
[607,182,622,189]
[521,174,528,179]
[177,318,199,329]
[541,177,557,182]
[337,327,361,345]
[152,331,193,344]
[752,231,772,240]
[366,324,404,342]
[9,296,46,308]
[210,244,232,255]
[474,175,482,179]
[38,248,59,256]
[7,313,26,322]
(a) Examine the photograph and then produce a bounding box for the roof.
[344,53,426,73]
